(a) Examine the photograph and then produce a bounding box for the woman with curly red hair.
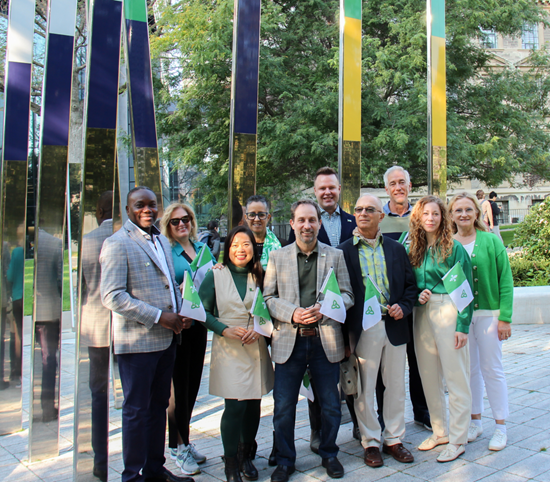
[408,195,473,463]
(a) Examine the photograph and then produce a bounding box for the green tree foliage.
[150,0,550,213]
[512,197,550,258]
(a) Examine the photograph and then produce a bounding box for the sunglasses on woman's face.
[169,217,191,226]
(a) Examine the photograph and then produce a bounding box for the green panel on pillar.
[344,0,361,20]
[431,0,445,39]
[124,0,147,22]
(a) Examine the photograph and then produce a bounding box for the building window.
[480,28,497,49]
[522,23,539,49]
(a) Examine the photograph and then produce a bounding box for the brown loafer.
[364,447,384,467]
[382,443,414,463]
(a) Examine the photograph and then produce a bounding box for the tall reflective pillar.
[29,0,78,462]
[73,0,123,479]
[0,0,35,437]
[427,0,447,198]
[227,0,261,230]
[338,0,362,212]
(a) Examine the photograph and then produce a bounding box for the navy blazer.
[288,207,357,245]
[338,234,418,352]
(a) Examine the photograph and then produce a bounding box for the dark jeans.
[89,347,110,472]
[118,340,176,482]
[274,335,340,466]
[36,321,60,417]
[168,322,207,448]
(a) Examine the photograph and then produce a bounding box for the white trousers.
[414,294,472,445]
[469,314,509,420]
[355,320,407,448]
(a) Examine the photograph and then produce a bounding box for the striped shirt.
[321,205,341,247]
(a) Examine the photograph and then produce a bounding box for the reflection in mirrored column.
[0,0,35,437]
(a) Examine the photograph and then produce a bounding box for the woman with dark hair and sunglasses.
[408,195,473,463]
[160,202,216,475]
[199,226,274,482]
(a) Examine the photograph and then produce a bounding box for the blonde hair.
[448,192,489,234]
[160,202,198,244]
[408,195,454,268]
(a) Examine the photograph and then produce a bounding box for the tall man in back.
[101,186,193,482]
[265,200,354,482]
[379,166,431,431]
[288,167,359,447]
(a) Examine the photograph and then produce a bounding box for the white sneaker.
[437,444,465,463]
[176,445,201,475]
[169,448,178,460]
[488,429,507,451]
[188,442,207,464]
[467,422,483,442]
[418,435,449,451]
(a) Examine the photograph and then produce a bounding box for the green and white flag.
[190,244,213,290]
[442,262,474,313]
[363,275,382,331]
[319,267,346,323]
[180,271,206,322]
[249,287,273,337]
[299,372,315,402]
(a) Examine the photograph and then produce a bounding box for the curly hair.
[160,202,198,244]
[448,192,489,234]
[408,195,454,268]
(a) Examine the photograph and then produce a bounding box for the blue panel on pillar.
[233,0,261,135]
[4,62,32,161]
[87,0,123,129]
[42,34,75,146]
[126,19,157,148]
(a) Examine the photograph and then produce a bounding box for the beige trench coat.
[209,268,274,400]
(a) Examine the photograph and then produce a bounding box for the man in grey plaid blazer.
[100,187,192,482]
[264,200,354,482]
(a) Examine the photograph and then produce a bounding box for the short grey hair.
[383,166,411,188]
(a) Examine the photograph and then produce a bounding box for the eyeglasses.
[245,212,268,220]
[354,207,381,214]
[169,217,191,226]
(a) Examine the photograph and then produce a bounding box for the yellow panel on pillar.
[339,0,362,213]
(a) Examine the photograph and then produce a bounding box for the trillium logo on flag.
[362,275,382,331]
[180,271,207,322]
[442,262,474,313]
[319,268,346,323]
[250,287,273,337]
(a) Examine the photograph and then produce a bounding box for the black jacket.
[288,207,357,245]
[338,234,418,353]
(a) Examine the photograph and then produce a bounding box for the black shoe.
[414,412,432,431]
[224,456,243,482]
[144,467,195,482]
[310,430,321,454]
[271,465,295,482]
[93,466,107,482]
[238,443,258,480]
[268,431,277,467]
[321,457,344,479]
[352,424,361,441]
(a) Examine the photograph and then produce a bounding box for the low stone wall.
[512,286,550,324]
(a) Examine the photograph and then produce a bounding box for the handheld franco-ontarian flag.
[442,262,474,313]
[319,267,346,323]
[180,271,207,322]
[363,275,383,331]
[299,372,315,402]
[190,243,213,290]
[249,287,273,337]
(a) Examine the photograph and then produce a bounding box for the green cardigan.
[468,230,514,323]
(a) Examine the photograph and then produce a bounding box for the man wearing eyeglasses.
[379,166,432,434]
[338,194,417,468]
[244,195,286,269]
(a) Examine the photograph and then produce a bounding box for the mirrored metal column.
[338,0,362,213]
[28,0,78,462]
[123,0,162,212]
[73,0,122,479]
[0,0,35,437]
[427,0,447,198]
[227,0,261,230]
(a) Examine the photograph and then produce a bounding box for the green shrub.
[509,253,550,287]
[511,197,550,258]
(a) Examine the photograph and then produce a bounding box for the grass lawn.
[23,251,72,316]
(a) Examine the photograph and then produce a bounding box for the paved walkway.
[1,324,549,482]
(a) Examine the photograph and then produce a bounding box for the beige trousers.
[355,320,407,448]
[414,294,471,445]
